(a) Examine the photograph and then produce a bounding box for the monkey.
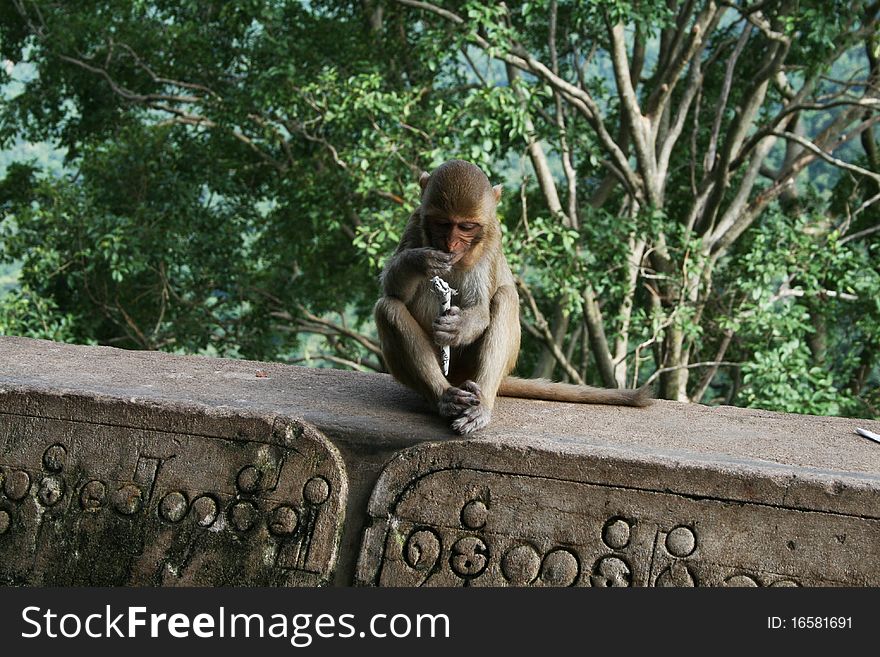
[374,159,651,435]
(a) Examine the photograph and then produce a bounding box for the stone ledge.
[1,336,878,586]
[356,439,879,587]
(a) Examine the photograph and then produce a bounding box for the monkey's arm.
[474,285,520,408]
[381,214,453,302]
[450,284,520,435]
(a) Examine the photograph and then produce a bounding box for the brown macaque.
[375,159,651,435]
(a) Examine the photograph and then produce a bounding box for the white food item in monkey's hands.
[430,275,457,376]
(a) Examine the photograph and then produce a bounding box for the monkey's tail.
[498,377,653,407]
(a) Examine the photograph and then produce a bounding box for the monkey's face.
[424,213,484,264]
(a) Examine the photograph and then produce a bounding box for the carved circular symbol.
[38,476,65,507]
[112,484,143,516]
[656,562,696,587]
[590,556,632,587]
[303,476,330,505]
[724,574,759,587]
[42,444,67,472]
[450,536,489,578]
[0,510,10,534]
[461,500,488,530]
[269,506,299,536]
[602,517,632,550]
[80,480,107,510]
[229,501,259,532]
[4,470,31,501]
[236,466,261,494]
[404,529,442,571]
[192,495,219,528]
[500,544,541,585]
[159,491,189,523]
[665,526,696,558]
[540,549,580,587]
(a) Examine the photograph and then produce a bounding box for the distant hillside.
[1,59,67,177]
[0,140,67,177]
[0,262,20,293]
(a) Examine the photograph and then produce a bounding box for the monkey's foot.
[438,384,480,418]
[451,405,491,435]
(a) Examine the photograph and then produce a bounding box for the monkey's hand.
[433,306,463,347]
[449,381,491,434]
[408,247,455,277]
[438,382,480,418]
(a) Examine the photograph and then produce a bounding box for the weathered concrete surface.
[0,377,346,586]
[1,335,879,586]
[355,439,880,586]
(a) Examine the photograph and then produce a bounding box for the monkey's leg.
[375,297,479,416]
[451,285,520,435]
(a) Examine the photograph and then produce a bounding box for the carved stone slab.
[356,439,880,586]
[0,391,347,586]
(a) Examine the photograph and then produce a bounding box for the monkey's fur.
[375,160,651,434]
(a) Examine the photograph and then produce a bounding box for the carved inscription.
[0,410,346,586]
[360,466,879,587]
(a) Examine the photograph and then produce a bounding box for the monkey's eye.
[458,223,478,231]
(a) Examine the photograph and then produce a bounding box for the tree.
[385,0,880,415]
[1,0,878,417]
[1,0,425,366]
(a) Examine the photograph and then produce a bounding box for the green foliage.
[0,0,429,358]
[714,203,879,416]
[0,285,78,342]
[507,213,585,315]
[1,0,878,419]
[741,339,844,416]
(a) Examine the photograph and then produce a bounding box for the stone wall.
[1,336,878,586]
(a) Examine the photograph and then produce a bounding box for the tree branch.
[505,64,572,228]
[705,22,753,170]
[606,18,658,205]
[771,129,880,184]
[690,329,734,403]
[840,218,880,245]
[272,307,382,357]
[394,0,642,200]
[645,359,741,387]
[647,2,721,130]
[515,276,586,385]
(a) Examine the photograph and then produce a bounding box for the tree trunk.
[531,308,570,378]
[660,325,689,401]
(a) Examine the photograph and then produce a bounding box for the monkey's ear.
[492,184,503,203]
[419,172,430,193]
